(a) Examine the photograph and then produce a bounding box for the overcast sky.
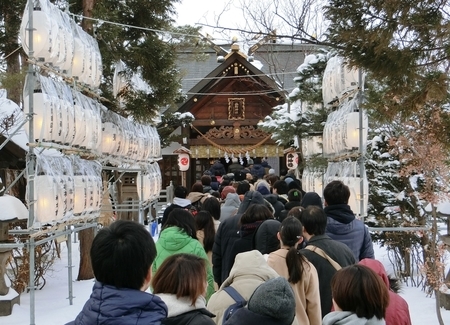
[173,0,244,43]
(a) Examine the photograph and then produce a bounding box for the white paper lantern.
[79,102,94,149]
[302,136,323,157]
[343,112,360,150]
[151,127,161,159]
[312,171,324,195]
[322,56,362,105]
[101,122,118,155]
[302,168,310,192]
[90,102,102,154]
[63,175,75,219]
[72,32,87,80]
[347,173,369,217]
[72,92,87,147]
[73,175,87,215]
[178,153,190,171]
[56,11,74,73]
[23,90,61,143]
[136,172,151,202]
[34,175,62,223]
[286,152,298,170]
[20,4,55,61]
[322,57,340,105]
[155,166,162,198]
[94,176,103,213]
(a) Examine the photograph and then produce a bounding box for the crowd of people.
[68,159,412,325]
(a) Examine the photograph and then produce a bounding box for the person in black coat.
[299,206,356,317]
[210,160,226,176]
[253,219,281,254]
[250,157,266,180]
[262,193,285,220]
[212,191,266,286]
[226,204,273,274]
[228,157,243,174]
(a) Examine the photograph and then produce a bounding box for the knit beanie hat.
[248,277,296,325]
[300,192,323,209]
[284,177,294,185]
[257,184,270,196]
[221,186,236,200]
[268,168,276,175]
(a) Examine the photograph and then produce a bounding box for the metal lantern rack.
[0,1,163,324]
[302,55,367,218]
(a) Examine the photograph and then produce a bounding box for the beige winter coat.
[267,249,322,325]
[206,250,279,325]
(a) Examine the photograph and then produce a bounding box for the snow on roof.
[0,96,29,151]
[0,195,28,222]
[250,59,263,70]
[424,201,450,215]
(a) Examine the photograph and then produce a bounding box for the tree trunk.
[77,228,95,280]
[430,206,444,324]
[75,0,97,282]
[4,2,24,105]
[81,0,95,34]
[435,289,445,325]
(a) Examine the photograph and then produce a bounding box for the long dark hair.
[195,210,215,253]
[280,216,309,284]
[163,208,197,239]
[202,197,221,221]
[240,204,272,225]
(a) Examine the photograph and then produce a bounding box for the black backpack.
[189,200,202,216]
[222,286,247,324]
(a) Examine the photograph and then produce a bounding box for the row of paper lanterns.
[23,74,161,162]
[302,167,324,197]
[322,97,368,157]
[102,110,161,163]
[322,56,362,106]
[30,155,163,224]
[24,74,101,149]
[20,0,102,88]
[30,155,102,223]
[301,135,322,158]
[136,163,162,203]
[297,55,363,158]
[302,162,368,216]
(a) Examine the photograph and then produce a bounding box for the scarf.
[240,220,264,238]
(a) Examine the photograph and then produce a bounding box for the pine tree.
[0,0,27,104]
[324,0,450,134]
[365,123,425,283]
[325,4,450,315]
[258,50,329,151]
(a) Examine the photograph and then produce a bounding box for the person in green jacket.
[153,208,215,300]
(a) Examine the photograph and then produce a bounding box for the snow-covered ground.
[1,234,449,324]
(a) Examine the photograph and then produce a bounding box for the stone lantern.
[0,188,28,316]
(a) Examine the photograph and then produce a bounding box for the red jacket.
[359,258,412,325]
